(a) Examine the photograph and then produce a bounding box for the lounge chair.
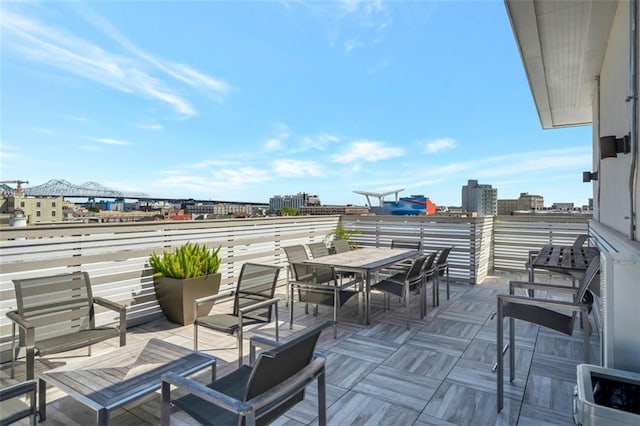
[193,263,280,367]
[6,272,126,380]
[161,322,331,426]
[496,255,601,412]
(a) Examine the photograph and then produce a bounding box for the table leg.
[38,378,46,421]
[365,271,371,325]
[97,408,109,426]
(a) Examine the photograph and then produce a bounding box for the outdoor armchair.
[434,247,453,304]
[307,242,330,258]
[7,271,126,380]
[331,239,351,254]
[289,263,359,338]
[0,380,37,426]
[161,322,331,426]
[496,255,601,412]
[373,254,430,330]
[194,263,281,367]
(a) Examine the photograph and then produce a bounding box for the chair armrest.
[195,289,235,306]
[93,297,126,313]
[497,294,589,312]
[6,311,34,331]
[239,297,279,315]
[250,335,281,350]
[509,281,579,294]
[161,372,251,415]
[94,296,127,346]
[0,380,36,402]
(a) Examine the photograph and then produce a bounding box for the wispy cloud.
[331,140,404,163]
[273,159,324,177]
[212,168,272,186]
[298,133,340,151]
[1,9,230,117]
[91,137,131,146]
[425,138,457,154]
[192,160,238,169]
[67,115,88,122]
[403,147,591,188]
[137,123,163,131]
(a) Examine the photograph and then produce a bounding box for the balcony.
[0,215,600,424]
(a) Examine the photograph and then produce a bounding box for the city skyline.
[1,1,592,206]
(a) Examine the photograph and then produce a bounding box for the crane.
[0,180,29,197]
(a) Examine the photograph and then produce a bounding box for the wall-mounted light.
[583,171,598,182]
[599,134,630,159]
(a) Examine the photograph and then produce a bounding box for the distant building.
[185,202,256,218]
[300,205,369,215]
[552,202,574,211]
[269,193,320,213]
[498,192,544,215]
[461,180,497,216]
[0,196,64,225]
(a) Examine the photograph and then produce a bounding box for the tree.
[277,206,300,216]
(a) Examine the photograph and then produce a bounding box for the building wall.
[9,196,64,224]
[595,1,639,239]
[462,180,497,216]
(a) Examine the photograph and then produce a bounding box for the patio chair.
[435,247,453,304]
[6,271,127,380]
[0,380,37,426]
[161,322,331,426]
[391,239,422,251]
[331,238,351,254]
[194,263,280,367]
[289,263,359,338]
[372,254,430,330]
[308,242,330,258]
[496,255,601,412]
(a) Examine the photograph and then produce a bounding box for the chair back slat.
[405,255,428,287]
[234,263,280,321]
[332,239,351,254]
[245,322,330,409]
[436,247,452,267]
[307,242,330,258]
[573,234,589,249]
[577,255,601,302]
[391,240,422,251]
[13,272,95,343]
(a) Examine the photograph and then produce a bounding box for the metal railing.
[0,213,590,359]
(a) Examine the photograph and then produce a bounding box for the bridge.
[2,179,267,206]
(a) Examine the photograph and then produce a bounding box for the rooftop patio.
[1,269,598,425]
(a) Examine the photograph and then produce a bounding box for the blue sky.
[1,0,593,207]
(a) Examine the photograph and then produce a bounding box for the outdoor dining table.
[529,244,600,282]
[302,247,419,324]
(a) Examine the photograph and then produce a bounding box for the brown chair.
[161,322,331,426]
[194,263,280,367]
[7,272,126,380]
[496,255,600,412]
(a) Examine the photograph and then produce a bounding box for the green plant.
[325,222,361,244]
[149,242,221,279]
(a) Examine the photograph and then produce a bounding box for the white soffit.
[505,0,618,129]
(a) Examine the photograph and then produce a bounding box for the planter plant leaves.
[149,242,222,325]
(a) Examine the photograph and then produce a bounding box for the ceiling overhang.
[504,0,618,129]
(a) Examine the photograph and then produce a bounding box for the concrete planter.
[153,274,221,325]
